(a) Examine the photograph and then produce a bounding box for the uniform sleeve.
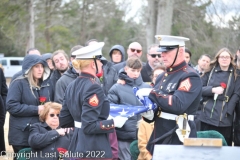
[108,84,120,104]
[82,84,114,134]
[149,73,202,115]
[28,124,60,150]
[6,80,38,116]
[54,79,66,104]
[201,72,214,96]
[138,120,152,160]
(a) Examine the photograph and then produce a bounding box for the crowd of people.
[0,35,240,160]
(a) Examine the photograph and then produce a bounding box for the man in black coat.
[141,44,163,82]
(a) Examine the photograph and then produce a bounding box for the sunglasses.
[49,114,59,117]
[149,54,161,58]
[130,48,142,53]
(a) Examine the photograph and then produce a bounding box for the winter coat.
[49,69,62,95]
[102,62,118,95]
[200,65,240,127]
[6,54,53,146]
[54,67,79,104]
[108,45,125,64]
[108,71,151,141]
[28,122,72,160]
[141,62,152,83]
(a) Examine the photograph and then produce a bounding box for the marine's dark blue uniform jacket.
[145,61,202,154]
[59,72,114,159]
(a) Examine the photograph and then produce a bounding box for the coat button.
[112,124,114,127]
[160,86,163,89]
[107,125,109,127]
[163,79,166,82]
[165,73,168,77]
[102,125,105,128]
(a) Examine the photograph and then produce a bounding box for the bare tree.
[28,0,35,50]
[145,0,174,48]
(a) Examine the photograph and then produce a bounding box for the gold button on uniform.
[107,125,109,127]
[165,73,168,77]
[170,68,173,71]
[102,125,105,128]
[163,79,166,82]
[160,86,163,89]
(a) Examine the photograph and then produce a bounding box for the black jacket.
[6,54,53,146]
[54,67,78,104]
[28,122,72,160]
[141,62,152,82]
[200,65,240,127]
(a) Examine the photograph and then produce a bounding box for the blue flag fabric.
[109,87,157,118]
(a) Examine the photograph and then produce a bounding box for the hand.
[212,86,224,95]
[113,116,128,128]
[38,105,44,114]
[56,128,66,136]
[117,79,125,85]
[141,110,154,120]
[136,88,153,100]
[64,128,73,134]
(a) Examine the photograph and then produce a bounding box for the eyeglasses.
[49,114,59,117]
[130,48,142,53]
[149,54,161,58]
[219,56,231,60]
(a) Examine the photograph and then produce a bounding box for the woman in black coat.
[28,102,71,160]
[0,66,8,155]
[200,48,240,146]
[6,54,53,157]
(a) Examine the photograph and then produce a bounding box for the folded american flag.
[109,87,157,118]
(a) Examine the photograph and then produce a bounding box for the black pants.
[12,145,30,160]
[201,122,233,146]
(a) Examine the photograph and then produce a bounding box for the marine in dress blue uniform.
[59,42,116,159]
[142,35,202,154]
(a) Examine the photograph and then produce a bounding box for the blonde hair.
[26,68,40,88]
[72,59,93,70]
[39,102,62,122]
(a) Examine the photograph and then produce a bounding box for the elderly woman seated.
[28,102,72,159]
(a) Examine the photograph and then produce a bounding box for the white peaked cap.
[72,42,105,59]
[155,35,189,46]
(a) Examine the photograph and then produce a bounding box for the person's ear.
[124,66,128,72]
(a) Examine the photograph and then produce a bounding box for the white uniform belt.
[74,121,82,128]
[160,112,194,121]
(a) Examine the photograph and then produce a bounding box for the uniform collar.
[166,61,187,73]
[80,72,96,80]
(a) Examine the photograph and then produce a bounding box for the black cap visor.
[157,45,179,52]
[95,55,108,65]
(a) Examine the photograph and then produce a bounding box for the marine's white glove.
[136,88,152,101]
[141,110,154,120]
[113,116,128,128]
